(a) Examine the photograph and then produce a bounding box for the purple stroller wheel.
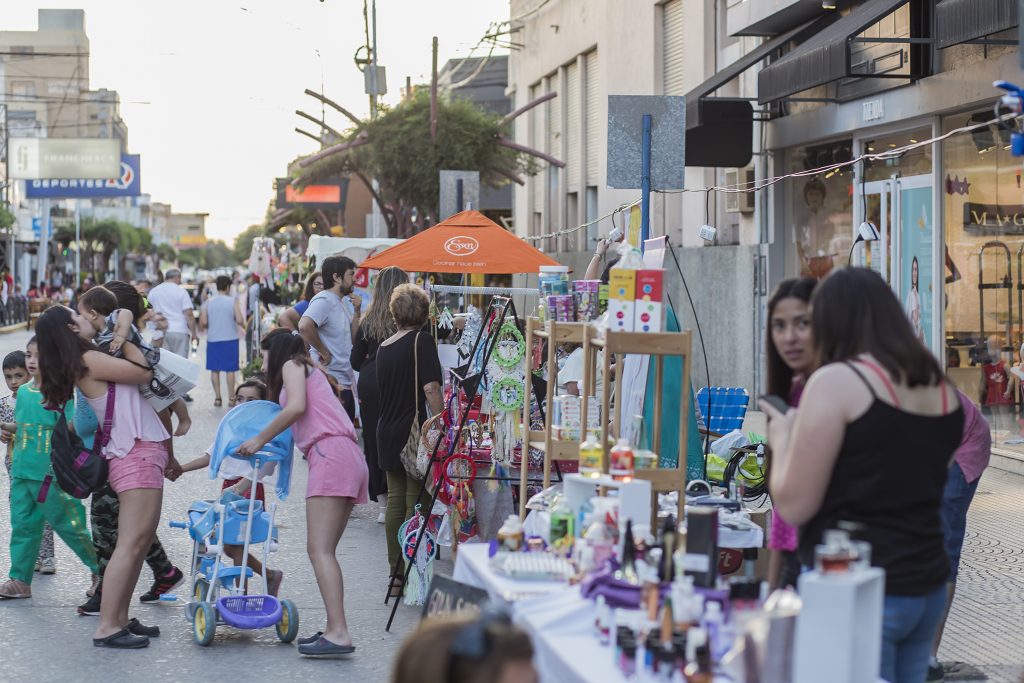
[217,595,282,629]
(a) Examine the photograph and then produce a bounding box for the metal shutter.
[566,61,581,189]
[662,0,685,96]
[585,50,600,185]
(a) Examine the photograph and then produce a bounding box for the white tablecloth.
[452,543,572,604]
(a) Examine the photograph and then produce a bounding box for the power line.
[522,112,1017,242]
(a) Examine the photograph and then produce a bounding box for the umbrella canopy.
[358,210,561,274]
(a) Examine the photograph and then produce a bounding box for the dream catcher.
[440,454,478,544]
[398,504,436,607]
[486,320,527,469]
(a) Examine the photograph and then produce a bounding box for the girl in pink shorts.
[35,305,171,650]
[238,333,368,657]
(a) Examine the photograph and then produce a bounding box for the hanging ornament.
[492,321,526,369]
[491,376,525,413]
[437,305,455,331]
[398,505,436,607]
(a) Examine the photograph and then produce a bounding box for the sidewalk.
[940,467,1024,682]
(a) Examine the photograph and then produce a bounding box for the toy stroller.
[168,401,296,646]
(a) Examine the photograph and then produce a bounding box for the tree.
[294,90,535,237]
[0,204,15,231]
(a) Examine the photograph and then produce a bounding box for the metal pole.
[640,113,652,252]
[455,178,463,217]
[430,36,438,142]
[75,198,81,285]
[370,0,379,119]
[38,199,50,289]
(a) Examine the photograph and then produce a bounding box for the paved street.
[1,323,1023,682]
[0,327,445,682]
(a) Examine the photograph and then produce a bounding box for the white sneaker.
[377,494,387,524]
[39,557,56,575]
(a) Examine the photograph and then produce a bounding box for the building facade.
[507,0,1021,458]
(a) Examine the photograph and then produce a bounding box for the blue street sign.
[25,154,141,198]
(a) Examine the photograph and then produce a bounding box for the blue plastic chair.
[696,387,750,435]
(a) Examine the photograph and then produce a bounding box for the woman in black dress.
[350,266,409,520]
[374,284,443,593]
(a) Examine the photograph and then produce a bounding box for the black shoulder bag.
[48,384,115,499]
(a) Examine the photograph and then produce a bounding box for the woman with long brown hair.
[35,305,170,649]
[350,266,410,521]
[762,268,963,683]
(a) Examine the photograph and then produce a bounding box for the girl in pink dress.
[238,333,368,657]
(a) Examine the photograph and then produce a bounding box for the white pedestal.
[794,567,885,683]
[563,473,652,536]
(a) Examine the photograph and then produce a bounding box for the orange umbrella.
[358,210,561,274]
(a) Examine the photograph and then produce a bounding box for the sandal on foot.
[214,398,223,407]
[0,579,31,599]
[127,618,160,638]
[297,636,355,657]
[93,629,149,649]
[298,631,324,646]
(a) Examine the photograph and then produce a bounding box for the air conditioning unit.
[724,167,756,214]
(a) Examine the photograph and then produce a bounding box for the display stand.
[592,330,692,524]
[518,319,598,516]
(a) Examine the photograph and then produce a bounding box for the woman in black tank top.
[760,268,963,683]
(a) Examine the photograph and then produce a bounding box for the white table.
[452,543,572,604]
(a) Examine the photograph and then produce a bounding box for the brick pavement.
[940,467,1024,683]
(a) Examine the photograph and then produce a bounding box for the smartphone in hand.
[759,394,790,415]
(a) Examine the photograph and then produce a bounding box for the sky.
[7,0,510,243]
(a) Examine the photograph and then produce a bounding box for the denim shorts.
[939,461,979,582]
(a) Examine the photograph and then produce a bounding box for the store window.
[784,140,854,279]
[942,110,1023,453]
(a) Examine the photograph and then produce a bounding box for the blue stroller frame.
[168,401,297,646]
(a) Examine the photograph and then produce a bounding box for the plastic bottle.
[549,496,575,556]
[683,629,713,683]
[701,601,724,661]
[578,430,603,478]
[609,438,635,481]
[497,514,524,552]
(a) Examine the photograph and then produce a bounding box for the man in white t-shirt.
[299,255,361,420]
[148,268,198,400]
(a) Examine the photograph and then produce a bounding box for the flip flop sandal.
[93,629,149,649]
[127,618,160,638]
[297,636,356,657]
[0,580,30,599]
[298,631,324,646]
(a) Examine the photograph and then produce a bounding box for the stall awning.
[936,0,1018,48]
[684,17,831,167]
[757,0,913,104]
[358,210,560,274]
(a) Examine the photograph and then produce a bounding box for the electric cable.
[664,236,713,480]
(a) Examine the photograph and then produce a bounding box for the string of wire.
[523,112,1018,242]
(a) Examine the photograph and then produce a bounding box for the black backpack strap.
[95,383,115,453]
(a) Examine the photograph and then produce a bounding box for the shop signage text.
[963,203,1024,235]
[420,574,487,619]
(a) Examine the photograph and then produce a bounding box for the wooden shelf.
[519,315,694,524]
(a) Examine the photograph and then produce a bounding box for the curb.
[990,450,1024,477]
[0,322,27,335]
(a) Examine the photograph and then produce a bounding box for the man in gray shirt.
[299,255,361,420]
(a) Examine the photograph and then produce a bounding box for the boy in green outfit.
[0,337,98,599]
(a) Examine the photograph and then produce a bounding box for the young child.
[169,379,283,596]
[0,351,56,574]
[77,285,192,437]
[0,338,98,599]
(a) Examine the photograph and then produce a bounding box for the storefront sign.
[963,202,1024,235]
[25,154,141,198]
[862,99,885,122]
[8,138,121,179]
[421,574,488,620]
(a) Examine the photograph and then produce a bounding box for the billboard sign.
[276,177,349,211]
[25,154,141,198]
[8,138,121,179]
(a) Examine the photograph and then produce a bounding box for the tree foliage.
[178,239,233,270]
[0,204,15,231]
[295,90,532,237]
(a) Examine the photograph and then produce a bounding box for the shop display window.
[784,140,854,279]
[942,111,1024,452]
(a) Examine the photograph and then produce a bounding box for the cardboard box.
[634,268,664,332]
[608,268,636,332]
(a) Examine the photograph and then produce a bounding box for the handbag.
[400,332,429,481]
[49,384,114,499]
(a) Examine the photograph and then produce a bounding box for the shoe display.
[139,566,184,603]
[39,557,56,575]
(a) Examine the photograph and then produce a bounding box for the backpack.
[49,384,114,499]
